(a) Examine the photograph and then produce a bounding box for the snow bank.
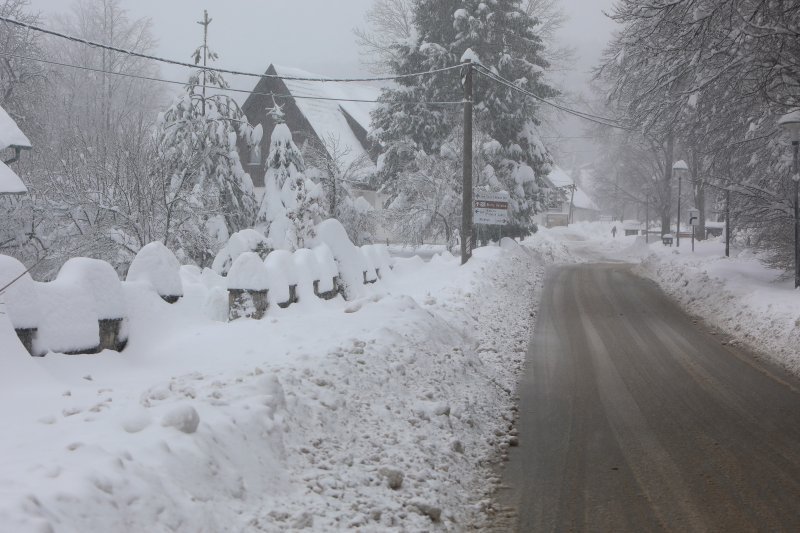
[226,252,270,291]
[126,242,183,298]
[637,240,800,374]
[57,258,125,320]
[212,228,271,275]
[0,254,40,329]
[312,219,366,298]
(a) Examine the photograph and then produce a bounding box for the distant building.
[238,64,380,190]
[534,165,600,227]
[0,104,32,196]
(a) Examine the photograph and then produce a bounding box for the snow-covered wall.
[1,219,395,356]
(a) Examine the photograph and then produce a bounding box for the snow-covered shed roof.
[545,165,599,211]
[272,65,381,171]
[0,105,31,152]
[0,160,26,194]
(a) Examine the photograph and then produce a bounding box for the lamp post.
[673,160,689,247]
[778,111,800,288]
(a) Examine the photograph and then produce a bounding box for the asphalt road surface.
[496,263,800,532]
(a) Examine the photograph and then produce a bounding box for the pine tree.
[156,11,258,265]
[371,0,556,235]
[256,104,323,250]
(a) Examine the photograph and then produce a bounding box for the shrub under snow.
[211,229,272,276]
[35,278,99,354]
[313,244,339,293]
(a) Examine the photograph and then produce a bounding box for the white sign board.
[474,191,510,225]
[688,209,700,227]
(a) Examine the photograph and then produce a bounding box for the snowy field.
[0,237,558,532]
[560,221,800,376]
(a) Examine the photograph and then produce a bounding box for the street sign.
[688,209,700,227]
[474,191,510,225]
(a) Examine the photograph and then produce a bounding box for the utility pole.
[197,10,212,116]
[645,196,649,243]
[568,184,576,224]
[725,188,730,258]
[461,59,473,265]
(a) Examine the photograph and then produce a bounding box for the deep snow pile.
[0,242,540,531]
[636,239,800,374]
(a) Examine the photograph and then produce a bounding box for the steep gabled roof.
[544,165,599,211]
[272,65,381,171]
[0,104,29,195]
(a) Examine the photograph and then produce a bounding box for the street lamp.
[673,160,689,247]
[778,111,800,288]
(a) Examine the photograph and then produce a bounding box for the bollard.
[228,289,269,320]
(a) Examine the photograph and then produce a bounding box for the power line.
[0,15,468,84]
[473,65,633,130]
[2,53,464,106]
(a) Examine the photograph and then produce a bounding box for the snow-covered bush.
[211,228,272,275]
[312,219,367,299]
[126,242,184,302]
[362,244,393,278]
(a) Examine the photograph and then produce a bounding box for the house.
[0,104,32,195]
[534,165,600,227]
[238,64,381,193]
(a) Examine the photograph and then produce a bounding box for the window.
[249,143,262,166]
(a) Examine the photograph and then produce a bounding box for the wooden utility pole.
[461,59,473,265]
[197,10,212,115]
[725,188,730,258]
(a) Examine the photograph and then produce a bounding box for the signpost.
[474,191,510,226]
[688,208,699,252]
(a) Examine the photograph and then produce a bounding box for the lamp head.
[672,160,689,178]
[778,111,800,143]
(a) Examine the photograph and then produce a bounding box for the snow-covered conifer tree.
[156,13,258,265]
[257,104,323,250]
[371,0,556,236]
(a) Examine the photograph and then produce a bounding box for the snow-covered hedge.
[35,277,100,354]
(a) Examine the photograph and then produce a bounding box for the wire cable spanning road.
[497,263,800,532]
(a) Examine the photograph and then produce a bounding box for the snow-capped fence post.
[58,258,128,352]
[227,252,270,320]
[126,242,184,304]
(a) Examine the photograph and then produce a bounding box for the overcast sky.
[27,0,617,164]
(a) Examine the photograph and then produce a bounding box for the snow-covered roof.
[0,160,26,194]
[272,65,381,171]
[545,165,599,211]
[0,105,31,151]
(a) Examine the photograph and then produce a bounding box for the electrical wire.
[0,15,468,83]
[473,64,633,130]
[1,53,464,106]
